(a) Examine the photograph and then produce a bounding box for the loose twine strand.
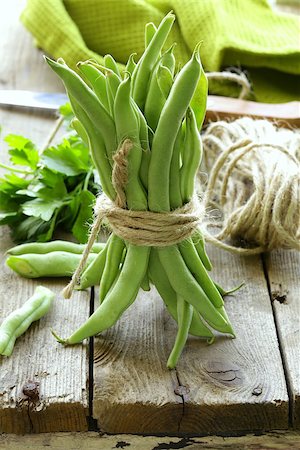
[63,139,204,298]
[207,70,252,100]
[201,117,300,255]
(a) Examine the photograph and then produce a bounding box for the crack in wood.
[173,370,189,434]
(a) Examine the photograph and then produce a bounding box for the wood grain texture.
[93,287,182,434]
[93,246,289,434]
[1,431,300,450]
[265,250,300,428]
[0,0,90,433]
[171,245,289,434]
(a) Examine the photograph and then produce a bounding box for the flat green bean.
[7,241,105,256]
[6,251,98,278]
[0,286,54,356]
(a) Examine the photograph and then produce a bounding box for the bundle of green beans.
[45,13,235,368]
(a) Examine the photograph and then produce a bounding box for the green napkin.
[21,0,300,102]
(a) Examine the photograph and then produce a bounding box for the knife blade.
[0,90,68,111]
[0,90,298,128]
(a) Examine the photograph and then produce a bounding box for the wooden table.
[0,2,299,448]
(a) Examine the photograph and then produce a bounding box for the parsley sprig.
[0,107,101,243]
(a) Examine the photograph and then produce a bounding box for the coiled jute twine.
[63,139,204,298]
[200,117,300,255]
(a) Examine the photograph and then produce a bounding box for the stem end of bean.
[51,328,67,345]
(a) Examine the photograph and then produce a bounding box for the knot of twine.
[63,139,204,298]
[201,117,300,255]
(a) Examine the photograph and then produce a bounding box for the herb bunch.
[0,107,101,243]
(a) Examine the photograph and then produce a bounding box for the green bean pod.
[157,246,233,333]
[160,44,176,76]
[78,240,109,289]
[140,271,151,291]
[178,238,224,308]
[132,12,175,110]
[180,107,202,203]
[6,251,99,279]
[156,64,173,99]
[169,126,184,210]
[125,53,137,76]
[7,241,105,256]
[77,62,110,112]
[105,68,121,116]
[52,246,150,345]
[104,54,121,77]
[99,235,126,302]
[144,62,168,131]
[0,286,54,356]
[145,22,157,48]
[68,94,115,199]
[71,117,89,146]
[167,295,193,369]
[132,100,150,189]
[148,45,202,212]
[148,249,214,339]
[192,231,213,271]
[114,76,147,210]
[45,57,117,159]
[190,68,208,129]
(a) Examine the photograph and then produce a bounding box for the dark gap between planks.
[88,286,99,431]
[261,253,294,428]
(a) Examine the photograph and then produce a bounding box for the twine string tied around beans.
[63,139,205,299]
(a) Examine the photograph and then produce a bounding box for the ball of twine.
[200,117,300,254]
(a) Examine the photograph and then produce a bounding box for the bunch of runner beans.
[12,13,235,368]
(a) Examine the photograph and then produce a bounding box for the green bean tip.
[51,328,67,345]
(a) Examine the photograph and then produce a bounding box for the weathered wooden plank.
[265,250,300,428]
[173,245,289,434]
[93,287,182,434]
[1,431,300,450]
[0,111,90,432]
[93,246,289,434]
[0,0,90,433]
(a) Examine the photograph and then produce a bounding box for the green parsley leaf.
[22,198,64,221]
[0,111,100,243]
[5,134,39,169]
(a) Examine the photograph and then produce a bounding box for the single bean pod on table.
[46,12,235,369]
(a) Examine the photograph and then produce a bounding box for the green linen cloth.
[21,0,300,102]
